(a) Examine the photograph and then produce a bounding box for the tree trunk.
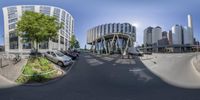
[36,41,38,57]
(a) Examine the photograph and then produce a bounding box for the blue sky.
[0,0,200,48]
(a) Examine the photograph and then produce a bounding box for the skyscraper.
[152,26,162,44]
[172,24,183,45]
[168,30,173,45]
[162,31,168,39]
[187,14,194,45]
[188,14,193,33]
[143,27,153,46]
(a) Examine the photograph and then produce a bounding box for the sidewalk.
[0,57,27,81]
[141,53,200,89]
[0,74,17,88]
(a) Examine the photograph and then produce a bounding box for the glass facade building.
[3,5,74,54]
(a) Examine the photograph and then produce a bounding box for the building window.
[117,24,119,32]
[9,23,16,30]
[104,25,106,34]
[108,24,110,33]
[22,37,32,49]
[9,31,18,49]
[120,25,123,33]
[53,8,60,22]
[22,6,35,12]
[39,41,48,49]
[129,25,132,33]
[61,11,66,22]
[52,37,58,43]
[65,39,68,47]
[112,24,114,33]
[23,42,32,49]
[40,6,51,15]
[132,26,136,33]
[8,13,17,19]
[8,18,18,23]
[125,24,128,33]
[7,7,17,14]
[60,36,64,44]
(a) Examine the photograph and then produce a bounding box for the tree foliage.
[69,34,76,49]
[69,34,80,49]
[16,11,63,51]
[75,40,80,48]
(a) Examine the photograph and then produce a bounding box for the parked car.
[60,50,77,60]
[143,52,152,55]
[128,47,144,56]
[44,50,72,67]
[68,50,79,57]
[73,49,81,54]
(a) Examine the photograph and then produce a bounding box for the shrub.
[16,57,59,84]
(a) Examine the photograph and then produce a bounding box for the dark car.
[143,52,152,55]
[60,51,77,60]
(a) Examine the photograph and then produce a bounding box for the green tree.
[69,34,76,49]
[16,11,63,54]
[75,40,80,48]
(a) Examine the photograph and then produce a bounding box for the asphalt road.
[1,52,200,100]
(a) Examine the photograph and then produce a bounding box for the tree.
[16,11,63,54]
[69,34,76,49]
[75,40,80,48]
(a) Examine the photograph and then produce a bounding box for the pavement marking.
[129,68,146,72]
[65,61,75,73]
[86,58,103,66]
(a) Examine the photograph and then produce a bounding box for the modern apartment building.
[3,5,74,54]
[87,23,136,54]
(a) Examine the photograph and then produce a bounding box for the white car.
[128,47,144,56]
[45,50,72,67]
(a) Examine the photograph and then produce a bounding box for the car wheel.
[57,61,64,67]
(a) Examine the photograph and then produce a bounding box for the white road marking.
[129,68,146,72]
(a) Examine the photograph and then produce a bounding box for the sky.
[0,0,200,48]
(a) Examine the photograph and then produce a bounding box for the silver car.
[45,50,72,67]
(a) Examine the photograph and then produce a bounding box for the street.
[0,52,200,100]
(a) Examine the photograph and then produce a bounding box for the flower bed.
[16,57,62,84]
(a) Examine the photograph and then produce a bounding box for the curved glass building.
[87,23,136,54]
[3,5,74,54]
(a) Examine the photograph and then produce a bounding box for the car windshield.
[55,51,64,57]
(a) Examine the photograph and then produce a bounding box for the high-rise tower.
[187,14,194,45]
[188,14,193,34]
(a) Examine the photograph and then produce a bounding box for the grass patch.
[16,57,61,84]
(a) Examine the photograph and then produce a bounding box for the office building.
[143,27,153,46]
[87,23,136,54]
[3,5,74,54]
[168,30,173,45]
[152,26,162,45]
[172,24,183,45]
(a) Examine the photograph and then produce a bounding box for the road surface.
[0,52,200,100]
